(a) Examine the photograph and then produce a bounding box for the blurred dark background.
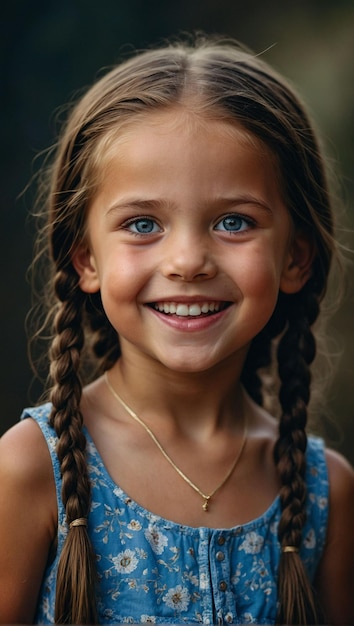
[1,0,353,463]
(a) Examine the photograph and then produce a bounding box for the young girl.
[0,36,353,625]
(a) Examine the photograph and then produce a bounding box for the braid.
[49,269,98,624]
[274,286,324,624]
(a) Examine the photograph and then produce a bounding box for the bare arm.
[0,418,57,623]
[315,448,354,625]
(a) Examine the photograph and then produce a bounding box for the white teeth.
[188,304,202,316]
[176,304,189,316]
[154,302,221,317]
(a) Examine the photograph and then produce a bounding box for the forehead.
[93,105,276,175]
[87,106,286,222]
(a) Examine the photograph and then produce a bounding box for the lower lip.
[147,306,232,331]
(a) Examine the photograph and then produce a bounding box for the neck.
[108,353,246,438]
[105,368,248,513]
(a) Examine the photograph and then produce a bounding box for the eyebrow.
[106,194,273,215]
[106,198,168,216]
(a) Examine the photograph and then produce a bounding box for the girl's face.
[74,109,309,375]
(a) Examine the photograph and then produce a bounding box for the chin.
[155,353,226,375]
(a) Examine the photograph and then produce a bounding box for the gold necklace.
[105,372,247,512]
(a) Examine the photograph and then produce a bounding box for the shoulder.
[0,410,54,485]
[325,447,354,523]
[314,447,354,624]
[0,414,57,622]
[324,447,354,552]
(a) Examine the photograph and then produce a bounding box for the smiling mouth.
[149,301,231,317]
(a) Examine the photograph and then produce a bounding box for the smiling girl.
[0,36,353,625]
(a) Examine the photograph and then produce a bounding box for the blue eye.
[127,217,160,235]
[215,215,250,233]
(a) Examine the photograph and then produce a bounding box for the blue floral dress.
[21,404,329,624]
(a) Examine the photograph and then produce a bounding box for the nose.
[161,230,217,282]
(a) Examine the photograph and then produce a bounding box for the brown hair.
[32,35,338,623]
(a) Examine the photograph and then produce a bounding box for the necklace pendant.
[202,496,210,512]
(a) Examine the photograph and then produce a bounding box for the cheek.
[235,250,285,317]
[99,252,150,306]
[237,245,284,289]
[99,270,139,334]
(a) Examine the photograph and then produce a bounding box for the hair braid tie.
[70,517,88,529]
[282,545,299,553]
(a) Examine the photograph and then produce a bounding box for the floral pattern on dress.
[21,404,329,625]
[239,532,264,554]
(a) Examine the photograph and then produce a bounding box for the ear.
[280,233,315,294]
[72,245,100,293]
